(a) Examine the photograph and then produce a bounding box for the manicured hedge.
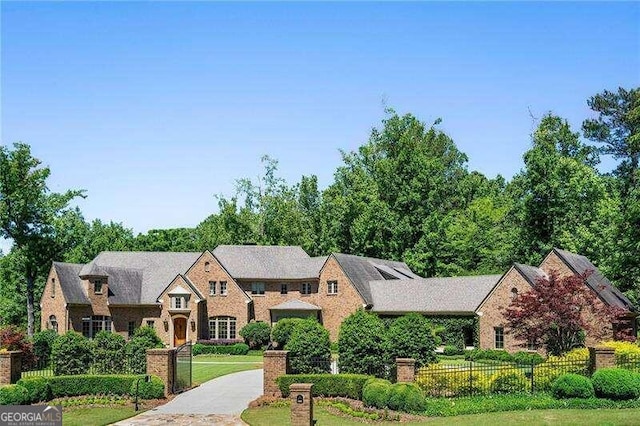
[362,378,392,409]
[192,343,249,356]
[387,383,427,413]
[277,374,371,400]
[47,375,163,399]
[551,373,595,399]
[16,377,51,403]
[0,385,29,405]
[591,368,640,400]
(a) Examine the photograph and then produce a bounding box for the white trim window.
[208,316,237,340]
[251,282,265,295]
[209,281,216,296]
[301,282,312,295]
[220,281,228,295]
[327,280,338,295]
[93,279,104,294]
[82,315,112,338]
[171,296,187,309]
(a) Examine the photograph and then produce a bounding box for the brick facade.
[40,265,68,333]
[263,350,289,396]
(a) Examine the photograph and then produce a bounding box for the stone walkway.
[114,369,263,425]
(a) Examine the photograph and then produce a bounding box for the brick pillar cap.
[396,358,416,364]
[592,346,615,352]
[0,351,22,356]
[290,383,313,391]
[264,350,289,357]
[146,348,174,354]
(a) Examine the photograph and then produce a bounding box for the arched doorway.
[174,317,187,346]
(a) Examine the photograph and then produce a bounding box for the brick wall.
[40,265,68,334]
[146,348,175,396]
[263,350,289,396]
[0,351,22,385]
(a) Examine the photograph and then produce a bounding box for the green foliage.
[125,326,163,374]
[386,313,436,367]
[591,368,640,400]
[551,373,595,399]
[0,384,29,405]
[16,377,51,403]
[31,329,57,366]
[239,321,271,349]
[338,309,389,377]
[192,343,249,356]
[387,383,427,413]
[489,370,529,394]
[0,325,37,369]
[362,378,392,409]
[285,318,331,374]
[428,316,477,351]
[48,375,141,397]
[51,331,92,375]
[277,374,371,400]
[131,375,165,399]
[271,318,305,348]
[443,345,462,356]
[464,349,513,363]
[512,351,545,365]
[92,331,126,374]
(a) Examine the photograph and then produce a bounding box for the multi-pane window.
[281,283,288,295]
[82,316,112,338]
[220,281,227,295]
[209,281,216,296]
[93,279,103,294]
[251,282,265,295]
[208,316,237,340]
[49,315,58,333]
[494,327,504,349]
[327,280,338,295]
[301,282,312,295]
[171,296,187,309]
[146,320,155,328]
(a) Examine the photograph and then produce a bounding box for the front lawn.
[192,353,263,384]
[241,406,640,426]
[63,406,140,426]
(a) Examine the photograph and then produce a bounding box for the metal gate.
[173,342,192,393]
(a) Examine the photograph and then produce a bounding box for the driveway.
[114,369,263,425]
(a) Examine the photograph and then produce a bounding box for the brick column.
[0,351,22,385]
[589,346,616,373]
[396,358,416,383]
[146,348,176,397]
[263,350,289,397]
[290,383,313,426]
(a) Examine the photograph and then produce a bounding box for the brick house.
[40,245,635,350]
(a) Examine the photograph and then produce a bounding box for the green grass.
[241,406,640,426]
[63,406,139,426]
[193,354,263,363]
[191,354,263,384]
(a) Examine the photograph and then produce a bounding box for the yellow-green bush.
[533,348,590,391]
[599,340,640,364]
[416,364,489,397]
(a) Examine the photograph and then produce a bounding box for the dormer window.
[251,282,265,295]
[94,279,104,294]
[171,296,187,309]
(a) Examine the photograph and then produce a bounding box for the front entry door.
[174,318,187,346]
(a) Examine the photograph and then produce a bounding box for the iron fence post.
[468,361,473,396]
[530,360,534,393]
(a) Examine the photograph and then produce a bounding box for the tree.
[337,309,389,377]
[386,313,436,367]
[0,143,84,335]
[504,271,621,355]
[284,318,331,374]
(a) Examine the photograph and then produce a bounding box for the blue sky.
[1,2,638,249]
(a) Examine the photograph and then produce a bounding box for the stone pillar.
[589,346,616,373]
[396,358,416,383]
[0,351,22,385]
[290,383,313,426]
[146,348,176,397]
[263,350,289,397]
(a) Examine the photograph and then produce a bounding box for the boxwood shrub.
[0,385,29,405]
[489,370,529,394]
[387,383,427,413]
[277,374,371,399]
[16,377,51,403]
[131,375,165,399]
[591,368,640,400]
[551,373,594,399]
[362,378,392,409]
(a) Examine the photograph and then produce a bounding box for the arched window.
[208,316,237,340]
[511,288,518,300]
[204,262,211,272]
[49,315,58,333]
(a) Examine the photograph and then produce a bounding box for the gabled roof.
[83,251,201,304]
[213,245,326,280]
[369,274,502,314]
[552,248,635,311]
[513,263,547,287]
[269,299,321,311]
[332,253,420,305]
[53,262,89,304]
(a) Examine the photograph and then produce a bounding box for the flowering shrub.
[599,340,640,365]
[416,364,489,396]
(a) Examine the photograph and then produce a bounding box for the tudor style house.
[40,245,636,351]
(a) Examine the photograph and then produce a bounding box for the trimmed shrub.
[443,346,462,356]
[533,348,590,391]
[285,318,331,374]
[0,384,29,405]
[125,326,163,374]
[338,309,389,377]
[551,373,594,399]
[31,329,57,367]
[48,375,141,397]
[0,325,37,369]
[464,349,514,363]
[277,374,371,399]
[513,351,544,365]
[239,321,271,349]
[387,313,437,366]
[92,331,126,374]
[489,370,529,394]
[387,383,426,413]
[192,343,249,356]
[592,368,640,400]
[131,375,165,399]
[51,331,92,375]
[271,318,305,349]
[362,378,392,409]
[16,377,51,403]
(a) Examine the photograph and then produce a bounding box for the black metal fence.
[21,353,145,378]
[173,342,192,393]
[415,357,590,397]
[288,357,393,380]
[617,353,640,373]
